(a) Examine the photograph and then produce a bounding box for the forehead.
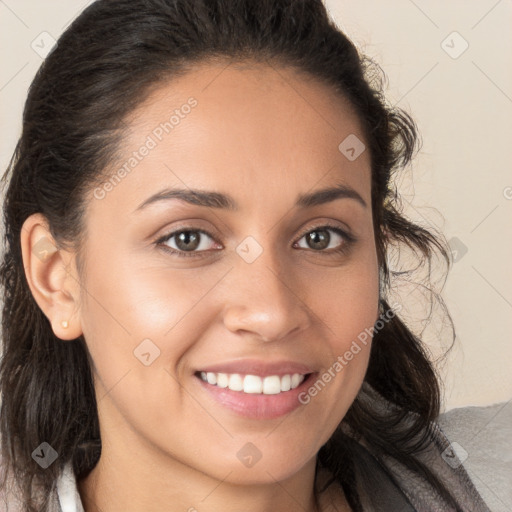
[128,59,367,147]
[93,59,371,215]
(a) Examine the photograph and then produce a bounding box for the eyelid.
[154,226,220,250]
[294,220,355,243]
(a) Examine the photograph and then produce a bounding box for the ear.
[20,213,83,341]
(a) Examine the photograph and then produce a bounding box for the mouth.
[193,361,316,420]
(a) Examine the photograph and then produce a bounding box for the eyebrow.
[134,183,367,213]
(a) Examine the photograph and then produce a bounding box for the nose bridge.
[221,237,311,342]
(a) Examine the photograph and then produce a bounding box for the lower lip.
[196,374,315,420]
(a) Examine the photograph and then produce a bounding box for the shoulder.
[336,384,495,511]
[438,401,512,512]
[368,410,494,511]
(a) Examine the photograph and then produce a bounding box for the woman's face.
[77,60,379,484]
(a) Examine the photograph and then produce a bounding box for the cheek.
[303,250,380,348]
[294,249,379,417]
[77,251,237,430]
[80,253,230,357]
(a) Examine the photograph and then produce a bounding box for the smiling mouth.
[196,371,312,395]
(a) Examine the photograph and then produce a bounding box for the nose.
[221,249,312,343]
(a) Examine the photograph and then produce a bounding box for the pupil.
[177,231,199,251]
[308,230,329,250]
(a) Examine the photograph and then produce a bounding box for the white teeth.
[228,373,244,391]
[291,373,301,389]
[199,371,307,394]
[217,373,229,388]
[243,375,263,394]
[262,376,281,395]
[281,374,291,392]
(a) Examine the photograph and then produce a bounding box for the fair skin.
[21,60,379,511]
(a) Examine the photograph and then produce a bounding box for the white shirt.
[55,461,85,512]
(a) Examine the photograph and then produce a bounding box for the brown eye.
[174,231,201,251]
[304,229,330,250]
[157,228,220,257]
[295,226,351,253]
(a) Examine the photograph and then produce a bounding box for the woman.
[0,0,492,511]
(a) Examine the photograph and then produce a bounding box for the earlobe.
[20,213,83,341]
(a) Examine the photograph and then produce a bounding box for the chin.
[200,442,317,486]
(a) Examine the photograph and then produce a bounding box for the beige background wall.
[1,1,511,411]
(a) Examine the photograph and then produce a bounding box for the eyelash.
[154,222,356,259]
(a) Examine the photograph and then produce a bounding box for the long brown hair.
[1,1,457,510]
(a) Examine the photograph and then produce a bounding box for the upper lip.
[197,359,315,377]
